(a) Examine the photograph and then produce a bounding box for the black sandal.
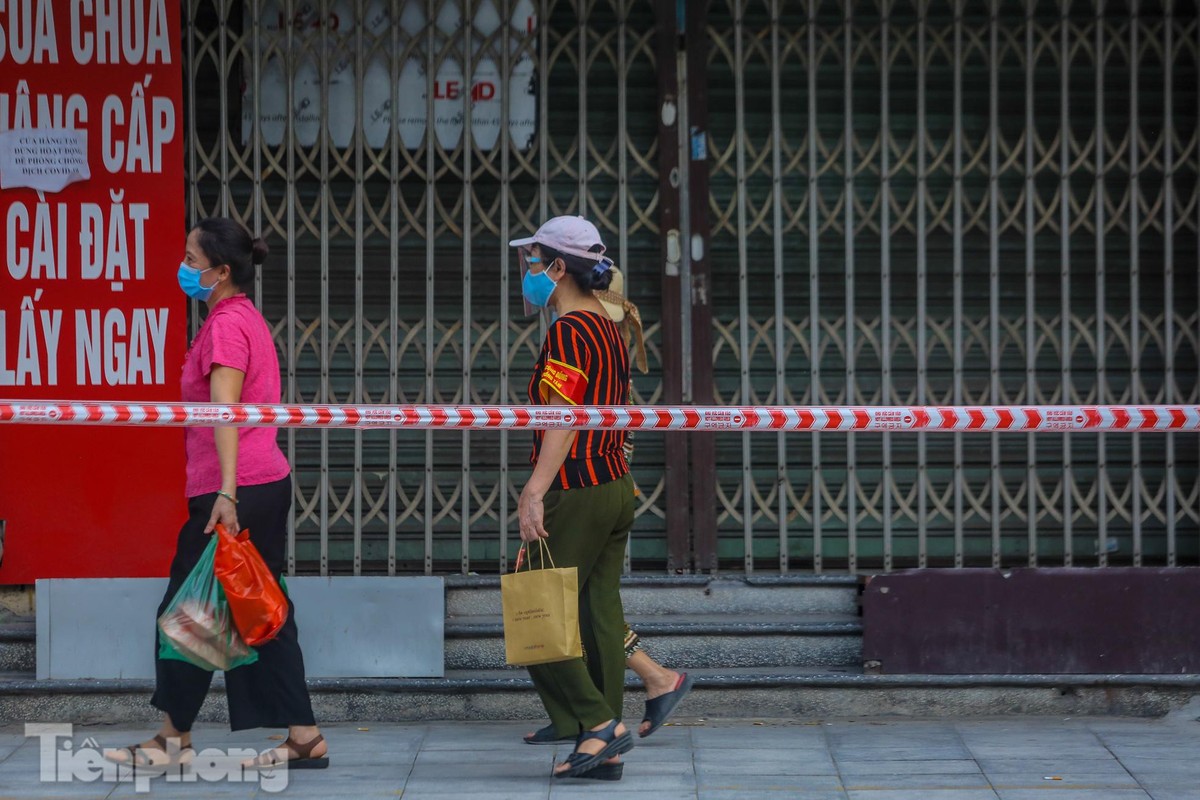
[552,720,633,779]
[243,734,330,771]
[576,761,624,780]
[641,672,694,737]
[524,724,575,745]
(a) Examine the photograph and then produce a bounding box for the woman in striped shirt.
[522,266,693,747]
[511,216,636,780]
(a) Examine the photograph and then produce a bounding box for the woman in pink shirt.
[104,218,327,772]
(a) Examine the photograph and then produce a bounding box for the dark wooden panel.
[863,568,1200,674]
[686,0,717,572]
[654,0,690,573]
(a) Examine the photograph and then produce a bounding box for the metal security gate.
[694,1,1199,573]
[186,0,669,576]
[183,0,1199,576]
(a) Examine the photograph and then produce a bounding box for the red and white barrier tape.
[1,402,1197,432]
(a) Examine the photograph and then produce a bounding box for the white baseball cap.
[509,215,607,262]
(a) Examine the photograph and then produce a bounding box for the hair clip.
[592,257,614,275]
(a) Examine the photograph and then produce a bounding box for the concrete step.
[0,622,33,673]
[6,579,864,673]
[4,635,867,675]
[1,611,865,673]
[3,668,1198,724]
[446,574,861,617]
[445,613,863,670]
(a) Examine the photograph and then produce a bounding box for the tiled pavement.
[1,712,1198,799]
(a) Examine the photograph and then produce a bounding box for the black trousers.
[150,476,316,732]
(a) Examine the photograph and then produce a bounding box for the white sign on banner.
[328,52,357,149]
[396,57,429,150]
[0,129,90,192]
[509,55,537,152]
[362,55,392,149]
[238,0,538,152]
[293,58,323,148]
[470,56,502,152]
[361,0,393,149]
[432,57,465,151]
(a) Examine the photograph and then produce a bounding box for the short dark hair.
[192,217,269,287]
[541,244,614,294]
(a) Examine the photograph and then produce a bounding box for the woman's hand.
[205,494,239,535]
[518,486,550,543]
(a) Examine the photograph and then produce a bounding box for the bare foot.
[639,669,682,736]
[553,720,626,776]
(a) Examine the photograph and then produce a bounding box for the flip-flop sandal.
[103,734,194,775]
[523,724,575,745]
[242,734,330,771]
[553,720,633,779]
[640,672,694,738]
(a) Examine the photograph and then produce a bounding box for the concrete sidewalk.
[1,712,1198,799]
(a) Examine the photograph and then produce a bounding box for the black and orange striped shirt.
[529,310,631,490]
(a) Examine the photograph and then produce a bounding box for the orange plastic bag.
[213,524,288,646]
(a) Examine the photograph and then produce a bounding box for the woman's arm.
[518,391,577,542]
[206,364,246,534]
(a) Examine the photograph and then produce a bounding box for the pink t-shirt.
[180,295,290,497]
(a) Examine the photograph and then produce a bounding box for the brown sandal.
[243,734,329,770]
[103,733,194,773]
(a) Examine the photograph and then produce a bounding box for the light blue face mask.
[177,262,216,301]
[521,257,558,308]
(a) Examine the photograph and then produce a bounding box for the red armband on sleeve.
[539,359,588,405]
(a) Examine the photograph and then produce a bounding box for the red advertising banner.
[0,0,186,582]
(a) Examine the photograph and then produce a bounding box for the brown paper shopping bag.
[500,540,582,666]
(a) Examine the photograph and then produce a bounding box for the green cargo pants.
[528,473,636,738]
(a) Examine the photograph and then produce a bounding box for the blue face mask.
[521,259,558,308]
[177,262,216,301]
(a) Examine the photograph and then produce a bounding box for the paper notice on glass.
[0,129,90,192]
